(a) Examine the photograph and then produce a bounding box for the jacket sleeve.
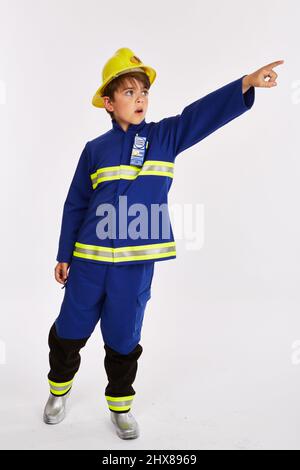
[156,75,255,159]
[56,143,93,264]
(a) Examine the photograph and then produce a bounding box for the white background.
[0,0,299,450]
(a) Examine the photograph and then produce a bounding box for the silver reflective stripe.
[91,163,174,188]
[91,167,140,185]
[49,383,72,392]
[115,245,175,258]
[91,174,98,185]
[141,164,174,174]
[95,169,139,178]
[73,244,175,260]
[91,170,120,185]
[106,399,133,407]
[94,170,119,178]
[74,246,114,259]
[119,168,140,176]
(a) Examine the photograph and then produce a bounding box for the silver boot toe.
[43,389,71,425]
[110,411,140,439]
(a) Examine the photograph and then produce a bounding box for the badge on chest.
[130,134,149,167]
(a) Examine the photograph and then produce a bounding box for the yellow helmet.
[92,47,156,108]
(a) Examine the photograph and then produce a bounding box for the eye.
[124,89,149,96]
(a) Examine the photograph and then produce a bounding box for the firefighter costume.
[46,47,255,417]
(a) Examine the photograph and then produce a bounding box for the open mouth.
[135,109,143,114]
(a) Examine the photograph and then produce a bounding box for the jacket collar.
[111,117,146,133]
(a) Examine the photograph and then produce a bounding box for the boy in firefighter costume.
[43,47,284,439]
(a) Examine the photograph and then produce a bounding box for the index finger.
[265,60,285,69]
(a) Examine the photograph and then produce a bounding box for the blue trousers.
[47,259,155,411]
[55,259,155,355]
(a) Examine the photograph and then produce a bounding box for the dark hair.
[101,71,151,119]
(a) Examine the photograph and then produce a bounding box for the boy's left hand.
[242,60,285,93]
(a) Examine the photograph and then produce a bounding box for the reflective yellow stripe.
[90,165,140,179]
[90,161,174,189]
[139,170,174,177]
[73,251,177,262]
[105,395,134,412]
[108,405,131,411]
[49,380,73,395]
[145,160,174,167]
[48,379,74,388]
[73,241,176,263]
[74,241,176,251]
[105,395,134,401]
[48,374,77,395]
[49,385,72,396]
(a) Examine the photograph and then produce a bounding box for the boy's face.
[103,78,149,130]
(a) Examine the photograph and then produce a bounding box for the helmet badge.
[130,55,142,64]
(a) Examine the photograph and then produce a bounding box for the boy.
[43,47,283,439]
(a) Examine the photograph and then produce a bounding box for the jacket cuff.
[241,74,255,110]
[56,252,73,264]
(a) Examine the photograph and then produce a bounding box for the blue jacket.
[57,75,255,265]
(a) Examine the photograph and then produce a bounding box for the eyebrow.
[122,86,148,91]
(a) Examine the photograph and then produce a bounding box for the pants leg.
[104,343,143,413]
[46,259,107,396]
[101,262,155,413]
[47,322,89,396]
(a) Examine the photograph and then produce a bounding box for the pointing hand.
[242,60,285,93]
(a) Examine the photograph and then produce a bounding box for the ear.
[102,96,114,112]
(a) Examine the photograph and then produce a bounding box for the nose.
[136,91,145,103]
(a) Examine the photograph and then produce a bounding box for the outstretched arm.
[156,60,284,160]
